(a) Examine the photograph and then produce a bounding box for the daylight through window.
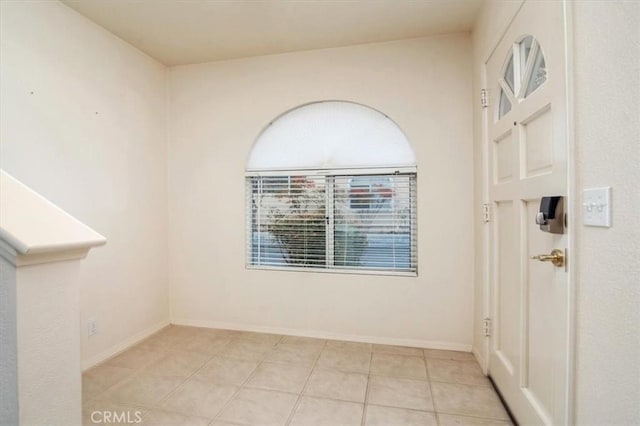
[246,101,417,275]
[247,170,417,274]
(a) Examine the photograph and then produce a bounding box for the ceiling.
[61,0,483,66]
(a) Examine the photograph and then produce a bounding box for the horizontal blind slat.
[248,173,416,273]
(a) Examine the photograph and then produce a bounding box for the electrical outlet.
[88,319,98,337]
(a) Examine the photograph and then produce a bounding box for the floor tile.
[83,399,144,425]
[365,405,437,426]
[290,396,364,426]
[170,325,204,335]
[370,353,427,380]
[139,409,211,426]
[143,351,209,378]
[367,375,433,411]
[161,378,238,419]
[431,382,509,420]
[141,326,201,351]
[266,343,322,366]
[280,335,326,347]
[246,362,312,393]
[104,347,166,370]
[83,328,510,426]
[326,340,372,352]
[194,356,258,385]
[198,327,241,340]
[83,365,135,400]
[181,334,233,356]
[217,388,298,426]
[427,359,490,386]
[101,374,183,407]
[372,344,423,357]
[423,349,475,362]
[437,413,513,426]
[235,331,283,345]
[217,339,275,361]
[138,334,174,352]
[304,369,368,403]
[316,347,371,373]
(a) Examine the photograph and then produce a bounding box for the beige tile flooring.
[83,325,512,426]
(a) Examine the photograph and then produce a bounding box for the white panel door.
[485,1,570,424]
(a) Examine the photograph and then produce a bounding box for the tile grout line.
[210,333,287,424]
[142,329,280,420]
[89,328,505,425]
[424,352,512,424]
[283,338,330,426]
[92,330,215,414]
[84,328,298,422]
[361,349,374,426]
[423,349,441,425]
[151,330,241,416]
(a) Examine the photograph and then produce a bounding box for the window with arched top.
[497,35,547,119]
[246,101,417,275]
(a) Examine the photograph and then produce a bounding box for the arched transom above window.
[247,101,416,171]
[498,35,547,119]
[245,101,417,275]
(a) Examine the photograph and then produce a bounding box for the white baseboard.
[473,346,487,374]
[171,318,472,352]
[82,319,170,371]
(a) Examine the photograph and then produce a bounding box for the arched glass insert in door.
[498,35,548,119]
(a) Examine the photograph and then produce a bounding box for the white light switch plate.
[583,187,611,227]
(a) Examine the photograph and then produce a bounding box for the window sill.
[246,265,417,277]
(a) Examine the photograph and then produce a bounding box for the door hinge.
[482,203,491,223]
[480,89,489,108]
[483,317,492,337]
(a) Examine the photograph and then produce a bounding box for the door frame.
[478,1,577,423]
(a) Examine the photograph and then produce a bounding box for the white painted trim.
[0,240,18,265]
[562,0,577,423]
[479,48,492,376]
[246,166,417,177]
[246,265,417,278]
[171,319,472,352]
[477,1,525,379]
[473,346,487,373]
[82,319,170,371]
[16,248,90,267]
[1,240,93,267]
[0,170,106,264]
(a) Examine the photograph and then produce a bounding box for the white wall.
[0,256,18,425]
[471,0,640,423]
[0,1,170,367]
[572,1,640,423]
[16,261,83,426]
[168,35,475,349]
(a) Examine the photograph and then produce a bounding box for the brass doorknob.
[531,249,565,267]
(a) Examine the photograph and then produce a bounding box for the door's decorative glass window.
[497,35,547,119]
[246,101,417,275]
[499,88,512,118]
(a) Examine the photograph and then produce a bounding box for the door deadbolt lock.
[531,249,565,267]
[536,196,565,234]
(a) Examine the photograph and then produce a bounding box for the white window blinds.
[247,171,417,275]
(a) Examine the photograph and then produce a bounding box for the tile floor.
[83,325,512,426]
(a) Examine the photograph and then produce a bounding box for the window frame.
[246,166,418,277]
